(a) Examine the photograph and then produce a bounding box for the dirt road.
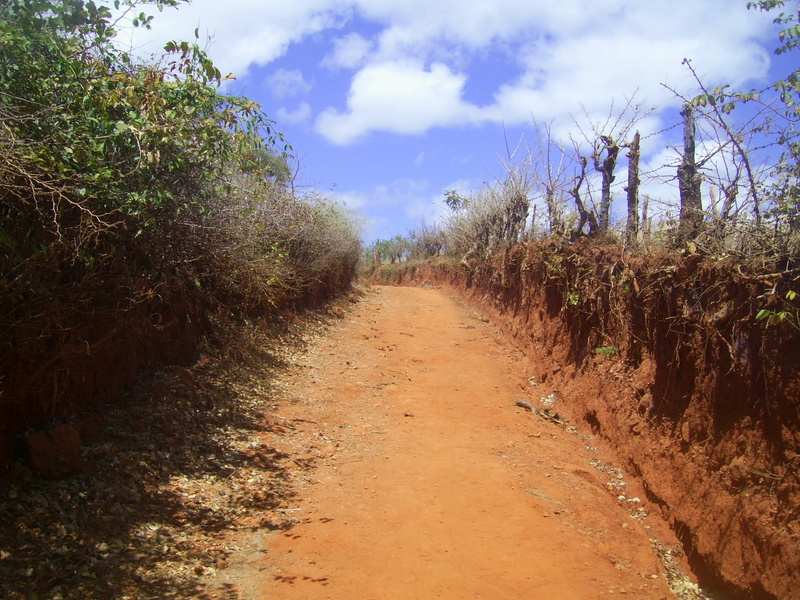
[239,285,678,599]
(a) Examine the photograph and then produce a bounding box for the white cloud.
[267,69,312,99]
[481,29,771,137]
[112,0,349,78]
[312,0,775,144]
[316,61,479,144]
[114,0,778,146]
[330,179,444,241]
[443,178,480,197]
[277,103,313,125]
[333,189,370,210]
[323,33,373,69]
[353,0,604,56]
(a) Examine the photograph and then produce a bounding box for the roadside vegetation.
[0,0,361,459]
[365,1,800,282]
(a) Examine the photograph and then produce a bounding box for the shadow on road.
[0,314,329,599]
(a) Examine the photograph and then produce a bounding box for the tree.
[0,0,363,457]
[594,135,620,233]
[444,189,467,211]
[570,95,650,238]
[409,221,445,258]
[568,154,598,237]
[239,145,292,184]
[527,120,572,236]
[0,0,287,257]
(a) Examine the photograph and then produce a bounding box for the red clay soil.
[379,243,800,600]
[226,286,685,599]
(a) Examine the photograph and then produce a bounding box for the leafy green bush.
[0,0,361,443]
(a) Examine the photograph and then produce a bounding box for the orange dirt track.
[242,285,678,599]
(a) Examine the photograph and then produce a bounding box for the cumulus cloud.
[312,0,774,144]
[113,0,349,78]
[332,189,371,210]
[115,0,777,145]
[277,103,313,125]
[353,0,598,56]
[316,61,479,144]
[267,69,312,99]
[330,178,445,241]
[323,33,373,70]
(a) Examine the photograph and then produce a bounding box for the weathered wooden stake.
[642,194,651,247]
[678,104,703,241]
[625,131,641,246]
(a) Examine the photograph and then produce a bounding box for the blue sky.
[115,0,787,243]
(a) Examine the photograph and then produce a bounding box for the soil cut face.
[227,285,684,599]
[378,244,800,600]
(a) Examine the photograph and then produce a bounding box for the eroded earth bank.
[377,241,800,600]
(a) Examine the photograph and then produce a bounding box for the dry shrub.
[209,180,361,306]
[0,155,361,469]
[442,177,531,260]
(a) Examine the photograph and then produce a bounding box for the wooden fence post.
[678,104,703,241]
[625,131,641,246]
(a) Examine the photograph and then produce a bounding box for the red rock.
[77,415,115,444]
[727,456,750,485]
[632,358,655,393]
[25,424,82,479]
[328,305,346,318]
